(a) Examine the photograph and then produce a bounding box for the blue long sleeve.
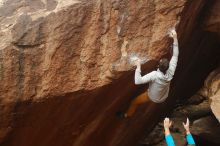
[186,134,196,145]
[165,134,175,146]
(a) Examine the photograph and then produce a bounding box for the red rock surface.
[0,0,219,146]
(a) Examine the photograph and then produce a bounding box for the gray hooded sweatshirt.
[134,42,179,103]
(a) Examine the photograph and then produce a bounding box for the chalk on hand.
[167,27,176,37]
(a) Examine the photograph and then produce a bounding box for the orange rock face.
[0,0,186,100]
[0,0,219,146]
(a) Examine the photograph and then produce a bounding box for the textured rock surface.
[0,0,185,101]
[199,67,220,122]
[204,0,220,34]
[191,116,220,145]
[0,0,186,145]
[0,0,219,146]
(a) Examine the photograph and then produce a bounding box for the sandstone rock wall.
[0,0,219,146]
[204,0,220,34]
[199,67,220,122]
[0,0,186,145]
[0,0,185,101]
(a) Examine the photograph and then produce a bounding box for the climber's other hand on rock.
[134,58,141,67]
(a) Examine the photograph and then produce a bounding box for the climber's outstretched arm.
[172,31,179,57]
[167,29,179,76]
[134,60,155,85]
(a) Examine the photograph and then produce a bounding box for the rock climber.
[120,28,179,118]
[164,117,196,146]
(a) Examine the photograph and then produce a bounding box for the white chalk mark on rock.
[121,40,128,58]
[128,53,149,66]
